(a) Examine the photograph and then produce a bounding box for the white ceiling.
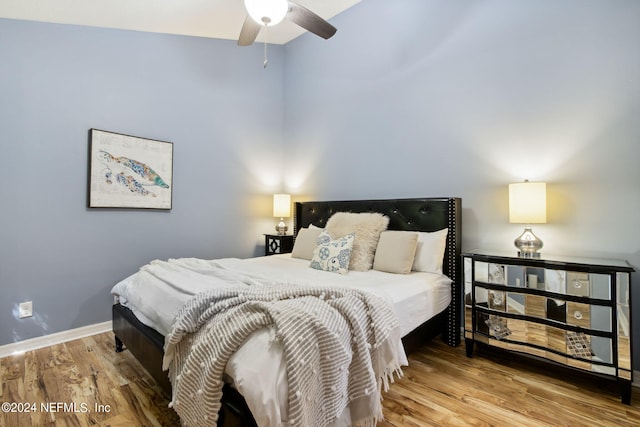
[0,0,361,45]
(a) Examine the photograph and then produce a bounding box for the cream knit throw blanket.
[163,283,404,427]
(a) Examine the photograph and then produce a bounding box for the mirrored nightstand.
[463,249,635,404]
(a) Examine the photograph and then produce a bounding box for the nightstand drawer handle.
[574,311,583,320]
[572,280,583,289]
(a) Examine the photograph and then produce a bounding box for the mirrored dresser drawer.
[463,249,635,404]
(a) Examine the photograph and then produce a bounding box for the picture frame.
[88,129,173,209]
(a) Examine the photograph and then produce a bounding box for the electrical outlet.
[19,301,33,318]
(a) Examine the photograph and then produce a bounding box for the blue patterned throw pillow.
[310,230,355,274]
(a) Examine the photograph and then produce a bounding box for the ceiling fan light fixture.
[244,0,289,26]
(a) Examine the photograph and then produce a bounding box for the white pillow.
[310,230,355,275]
[412,228,448,274]
[373,231,419,274]
[291,227,324,260]
[325,212,389,271]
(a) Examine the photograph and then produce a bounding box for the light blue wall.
[0,18,285,345]
[283,0,640,366]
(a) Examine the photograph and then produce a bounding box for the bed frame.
[113,197,461,426]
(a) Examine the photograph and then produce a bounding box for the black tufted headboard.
[294,197,461,346]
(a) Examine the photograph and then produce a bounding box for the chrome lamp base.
[514,226,543,258]
[275,218,288,235]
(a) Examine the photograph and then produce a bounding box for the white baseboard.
[0,321,111,359]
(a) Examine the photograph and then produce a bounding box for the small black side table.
[264,234,294,256]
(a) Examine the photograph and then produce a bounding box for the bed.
[112,197,461,426]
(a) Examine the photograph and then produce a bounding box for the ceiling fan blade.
[287,1,337,40]
[238,15,262,46]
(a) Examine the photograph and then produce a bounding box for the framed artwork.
[88,129,173,209]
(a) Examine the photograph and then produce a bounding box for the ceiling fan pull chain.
[264,40,268,68]
[263,25,268,68]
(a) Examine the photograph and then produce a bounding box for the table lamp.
[509,180,547,258]
[273,194,291,235]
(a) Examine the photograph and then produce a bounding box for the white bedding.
[111,254,452,426]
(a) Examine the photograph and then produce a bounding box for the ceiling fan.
[238,0,338,46]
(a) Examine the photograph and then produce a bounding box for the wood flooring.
[1,332,639,426]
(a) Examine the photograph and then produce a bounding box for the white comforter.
[111,254,452,426]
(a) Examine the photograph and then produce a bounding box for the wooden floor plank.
[1,331,640,426]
